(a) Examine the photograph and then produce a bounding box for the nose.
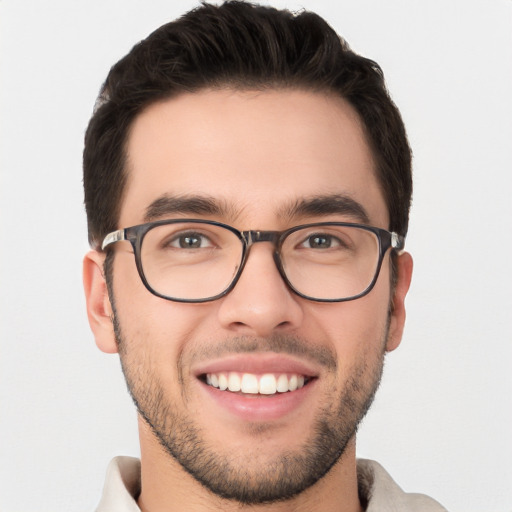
[217,243,304,337]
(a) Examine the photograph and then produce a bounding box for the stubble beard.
[111,305,387,506]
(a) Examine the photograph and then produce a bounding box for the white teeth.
[259,374,277,395]
[205,372,308,395]
[218,373,228,391]
[228,372,241,392]
[288,374,298,391]
[241,373,259,394]
[276,374,289,392]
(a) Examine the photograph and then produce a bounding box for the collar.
[95,456,447,511]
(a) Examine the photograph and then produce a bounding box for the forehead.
[121,89,388,229]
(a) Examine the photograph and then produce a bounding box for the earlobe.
[83,250,118,354]
[386,251,413,352]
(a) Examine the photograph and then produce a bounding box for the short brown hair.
[84,1,412,248]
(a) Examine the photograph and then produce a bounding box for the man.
[82,1,446,510]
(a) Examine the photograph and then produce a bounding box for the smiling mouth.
[203,372,313,395]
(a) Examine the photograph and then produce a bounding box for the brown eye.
[179,234,203,248]
[163,231,213,250]
[302,234,341,249]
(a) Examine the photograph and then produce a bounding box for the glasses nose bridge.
[236,230,285,290]
[240,230,283,268]
[242,229,281,249]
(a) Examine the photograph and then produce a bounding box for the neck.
[136,418,363,512]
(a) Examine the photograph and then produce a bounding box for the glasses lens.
[140,222,243,301]
[281,225,380,300]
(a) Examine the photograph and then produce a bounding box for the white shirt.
[95,456,448,511]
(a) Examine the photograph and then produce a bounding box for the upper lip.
[192,353,320,378]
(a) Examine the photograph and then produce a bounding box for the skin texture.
[83,89,413,512]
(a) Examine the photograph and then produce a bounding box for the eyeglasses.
[102,219,404,303]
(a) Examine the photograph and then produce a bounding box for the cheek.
[306,285,391,358]
[112,257,222,383]
[115,295,211,357]
[113,251,209,339]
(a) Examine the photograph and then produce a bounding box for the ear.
[83,250,118,354]
[386,251,413,352]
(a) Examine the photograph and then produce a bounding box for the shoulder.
[95,456,141,512]
[357,459,448,512]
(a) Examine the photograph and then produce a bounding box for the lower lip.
[199,379,315,422]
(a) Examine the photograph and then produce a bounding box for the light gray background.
[1,1,511,511]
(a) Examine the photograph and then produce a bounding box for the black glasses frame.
[102,219,405,303]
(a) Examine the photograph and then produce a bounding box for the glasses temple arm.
[391,232,405,252]
[101,229,126,251]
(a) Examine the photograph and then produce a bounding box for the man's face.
[85,89,411,503]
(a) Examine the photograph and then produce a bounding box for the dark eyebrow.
[280,194,370,225]
[144,193,369,225]
[144,194,239,222]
